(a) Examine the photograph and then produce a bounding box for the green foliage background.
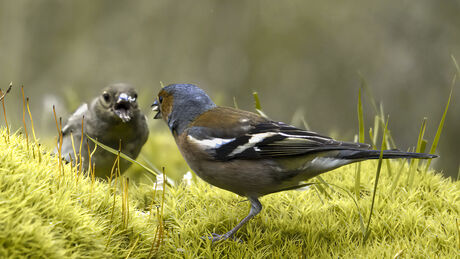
[1,2,458,255]
[0,0,458,178]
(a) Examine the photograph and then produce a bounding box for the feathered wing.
[61,103,88,136]
[186,107,371,161]
[60,103,89,162]
[187,107,437,161]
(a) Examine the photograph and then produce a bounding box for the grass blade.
[355,87,365,198]
[371,116,379,148]
[424,84,453,171]
[86,134,164,180]
[253,91,269,119]
[358,87,365,143]
[379,105,394,176]
[253,91,262,110]
[315,175,335,199]
[363,116,389,243]
[358,72,378,114]
[233,96,239,109]
[390,158,408,195]
[452,55,460,76]
[407,118,427,187]
[327,182,367,239]
[420,139,427,153]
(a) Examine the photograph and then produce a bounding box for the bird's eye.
[133,93,138,99]
[102,92,110,102]
[159,96,163,103]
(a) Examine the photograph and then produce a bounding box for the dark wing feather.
[187,107,370,161]
[237,121,369,158]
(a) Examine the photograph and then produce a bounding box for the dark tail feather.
[337,149,438,160]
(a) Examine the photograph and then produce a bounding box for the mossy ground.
[0,128,458,258]
[0,129,162,258]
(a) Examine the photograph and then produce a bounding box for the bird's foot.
[202,233,243,243]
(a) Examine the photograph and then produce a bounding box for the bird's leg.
[207,197,262,243]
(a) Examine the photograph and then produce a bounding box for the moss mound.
[0,129,160,258]
[161,162,459,258]
[0,128,458,258]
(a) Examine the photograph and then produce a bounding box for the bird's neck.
[168,101,216,136]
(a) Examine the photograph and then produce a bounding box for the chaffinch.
[60,83,149,178]
[151,83,437,242]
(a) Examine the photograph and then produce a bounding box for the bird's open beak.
[114,93,135,122]
[151,100,162,119]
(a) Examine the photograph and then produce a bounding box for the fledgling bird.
[60,83,149,179]
[151,84,437,242]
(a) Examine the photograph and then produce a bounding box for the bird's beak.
[114,93,135,122]
[151,99,162,119]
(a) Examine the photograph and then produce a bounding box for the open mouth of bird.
[114,101,132,122]
[151,100,162,119]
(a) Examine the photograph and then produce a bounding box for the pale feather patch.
[278,132,331,142]
[73,103,88,117]
[228,132,277,157]
[303,157,350,171]
[238,118,251,131]
[187,135,235,150]
[61,103,88,134]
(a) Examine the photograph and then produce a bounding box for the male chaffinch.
[151,83,437,242]
[60,83,149,178]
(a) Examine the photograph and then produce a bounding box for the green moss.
[1,128,459,258]
[160,161,459,258]
[0,128,161,258]
[124,128,190,183]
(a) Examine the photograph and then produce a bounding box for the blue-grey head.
[152,84,216,135]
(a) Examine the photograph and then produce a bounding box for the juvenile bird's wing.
[61,103,88,137]
[60,103,89,161]
[186,107,370,161]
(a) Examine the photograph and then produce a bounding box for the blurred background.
[0,0,458,179]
